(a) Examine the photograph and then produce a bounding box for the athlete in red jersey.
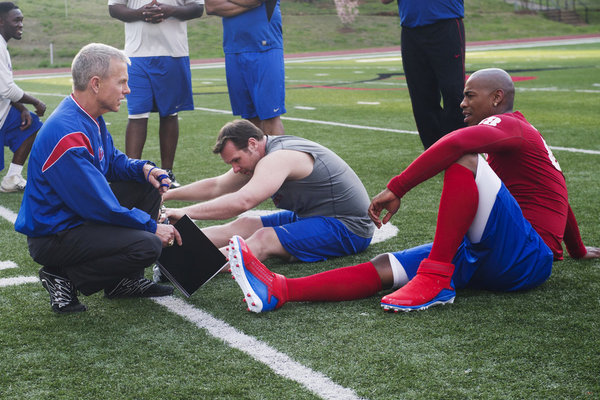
[226,68,599,314]
[386,111,578,260]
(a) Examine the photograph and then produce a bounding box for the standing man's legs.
[158,114,179,171]
[249,116,285,136]
[430,18,466,137]
[226,50,286,136]
[401,19,465,149]
[125,117,149,159]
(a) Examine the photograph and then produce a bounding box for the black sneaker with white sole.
[105,277,173,299]
[38,267,87,314]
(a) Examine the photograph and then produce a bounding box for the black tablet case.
[156,215,227,297]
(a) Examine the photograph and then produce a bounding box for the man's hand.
[33,100,46,117]
[368,188,401,228]
[163,207,185,225]
[581,246,600,259]
[155,223,182,248]
[19,109,32,130]
[142,0,164,23]
[143,164,171,195]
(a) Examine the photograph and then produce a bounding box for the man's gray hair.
[71,43,130,91]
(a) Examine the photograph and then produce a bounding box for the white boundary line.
[0,276,38,287]
[0,260,18,271]
[153,296,365,400]
[0,205,17,224]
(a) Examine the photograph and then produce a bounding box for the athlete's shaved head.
[468,68,515,111]
[461,68,516,126]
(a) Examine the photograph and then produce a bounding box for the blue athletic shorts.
[391,184,553,292]
[1,106,42,171]
[261,210,371,262]
[126,56,194,117]
[225,49,286,120]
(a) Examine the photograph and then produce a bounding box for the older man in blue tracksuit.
[15,43,180,314]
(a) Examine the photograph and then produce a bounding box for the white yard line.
[0,276,38,287]
[0,261,18,271]
[0,205,17,224]
[193,107,600,155]
[153,296,365,400]
[0,260,18,271]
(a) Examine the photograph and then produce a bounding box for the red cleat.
[381,258,455,312]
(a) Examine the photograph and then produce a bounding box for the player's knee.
[246,227,283,260]
[455,153,478,174]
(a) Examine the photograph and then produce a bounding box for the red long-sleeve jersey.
[387,111,586,260]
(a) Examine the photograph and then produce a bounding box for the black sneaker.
[38,267,87,314]
[105,277,174,299]
[165,169,181,189]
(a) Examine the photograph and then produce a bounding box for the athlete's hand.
[581,246,600,259]
[164,207,185,225]
[368,188,401,228]
[19,109,32,130]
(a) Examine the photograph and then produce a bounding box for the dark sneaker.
[38,267,87,314]
[165,169,181,189]
[105,277,174,299]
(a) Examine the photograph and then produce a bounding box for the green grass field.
[1,39,600,399]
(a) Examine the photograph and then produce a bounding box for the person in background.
[381,0,465,149]
[0,2,46,192]
[205,0,285,135]
[108,0,204,187]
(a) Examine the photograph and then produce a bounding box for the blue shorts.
[261,210,371,262]
[225,49,286,120]
[126,56,194,117]
[392,184,553,292]
[1,106,42,171]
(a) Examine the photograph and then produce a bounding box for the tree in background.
[334,0,359,26]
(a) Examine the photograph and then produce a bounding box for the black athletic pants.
[27,181,162,296]
[401,18,466,149]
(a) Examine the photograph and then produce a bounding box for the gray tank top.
[265,135,374,238]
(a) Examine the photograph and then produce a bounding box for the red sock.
[286,262,382,302]
[428,163,479,263]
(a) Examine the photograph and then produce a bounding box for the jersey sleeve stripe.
[42,132,94,173]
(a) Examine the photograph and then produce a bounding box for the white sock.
[387,253,409,289]
[6,163,23,177]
